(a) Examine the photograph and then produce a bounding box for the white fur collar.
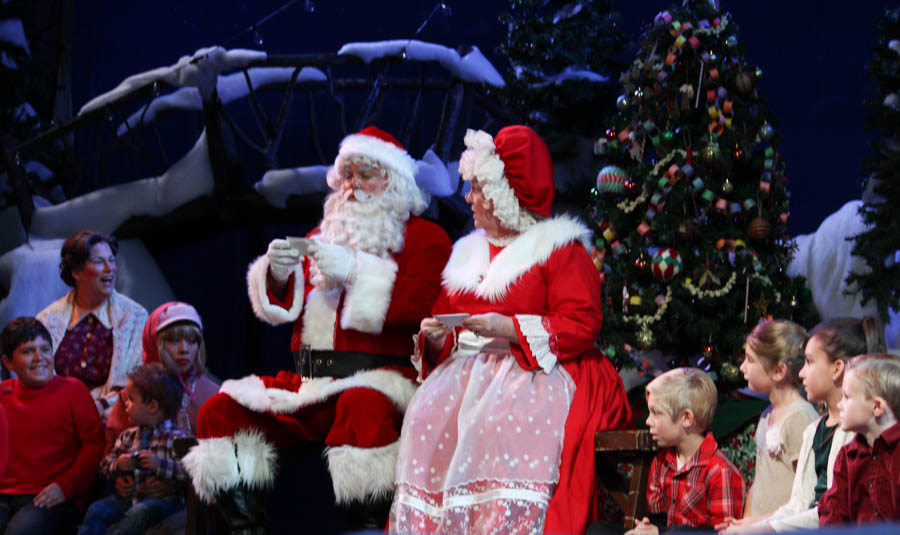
[442,215,590,302]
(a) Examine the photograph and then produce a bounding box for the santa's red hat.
[335,126,418,185]
[458,125,554,230]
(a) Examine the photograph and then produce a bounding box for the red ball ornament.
[734,72,755,94]
[605,128,617,141]
[651,248,683,282]
[624,180,639,195]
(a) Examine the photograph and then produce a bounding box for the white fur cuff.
[326,442,400,504]
[234,429,278,490]
[183,436,241,504]
[340,252,397,334]
[247,254,305,326]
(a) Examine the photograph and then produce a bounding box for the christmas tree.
[588,1,817,376]
[847,7,900,324]
[493,0,628,204]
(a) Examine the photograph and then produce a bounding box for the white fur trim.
[340,252,398,334]
[219,375,273,412]
[516,314,557,373]
[183,436,241,503]
[220,369,417,415]
[442,215,591,302]
[325,441,400,504]
[234,429,278,490]
[339,133,417,185]
[246,254,305,326]
[301,288,340,349]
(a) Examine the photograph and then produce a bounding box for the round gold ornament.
[636,328,655,350]
[720,361,741,382]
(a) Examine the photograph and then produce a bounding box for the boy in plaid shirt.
[78,363,188,535]
[627,368,745,534]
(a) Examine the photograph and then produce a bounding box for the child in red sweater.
[819,354,900,525]
[0,317,104,535]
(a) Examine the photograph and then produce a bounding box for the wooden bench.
[595,429,658,528]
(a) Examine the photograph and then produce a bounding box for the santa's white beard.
[311,187,409,289]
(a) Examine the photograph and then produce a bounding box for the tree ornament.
[634,250,651,273]
[732,148,744,160]
[789,295,798,307]
[633,87,644,100]
[759,122,775,141]
[720,361,741,382]
[734,71,755,94]
[605,128,617,141]
[677,219,700,242]
[597,166,630,194]
[616,94,629,111]
[754,67,764,79]
[725,35,738,47]
[702,343,716,359]
[636,327,655,350]
[652,248,684,282]
[624,180,639,195]
[747,217,772,240]
[702,141,722,165]
[662,130,675,143]
[721,177,734,193]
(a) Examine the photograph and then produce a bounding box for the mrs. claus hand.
[420,317,451,343]
[462,313,516,340]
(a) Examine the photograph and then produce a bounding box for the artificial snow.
[338,40,505,87]
[552,2,585,24]
[80,46,267,116]
[29,131,214,238]
[117,66,326,135]
[533,66,609,87]
[255,165,330,208]
[788,199,900,348]
[415,149,458,197]
[0,18,29,55]
[0,238,175,332]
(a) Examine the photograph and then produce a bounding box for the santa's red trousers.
[197,384,404,449]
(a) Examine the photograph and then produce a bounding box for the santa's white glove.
[311,242,356,284]
[266,238,301,282]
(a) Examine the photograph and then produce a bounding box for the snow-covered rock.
[338,40,504,87]
[80,46,267,115]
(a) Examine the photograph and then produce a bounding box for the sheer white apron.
[390,332,576,534]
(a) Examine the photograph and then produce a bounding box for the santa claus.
[183,126,451,531]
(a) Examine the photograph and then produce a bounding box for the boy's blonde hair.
[746,320,807,391]
[157,321,208,376]
[848,353,900,418]
[647,367,717,432]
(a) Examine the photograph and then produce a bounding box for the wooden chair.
[595,429,658,528]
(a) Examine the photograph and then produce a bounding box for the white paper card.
[286,236,314,256]
[434,313,469,328]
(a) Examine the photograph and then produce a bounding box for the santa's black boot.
[345,496,392,532]
[215,485,270,535]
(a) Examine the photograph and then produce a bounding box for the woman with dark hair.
[37,230,148,420]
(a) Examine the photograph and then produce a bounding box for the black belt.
[292,346,413,379]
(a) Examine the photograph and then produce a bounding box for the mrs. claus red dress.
[390,216,631,534]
